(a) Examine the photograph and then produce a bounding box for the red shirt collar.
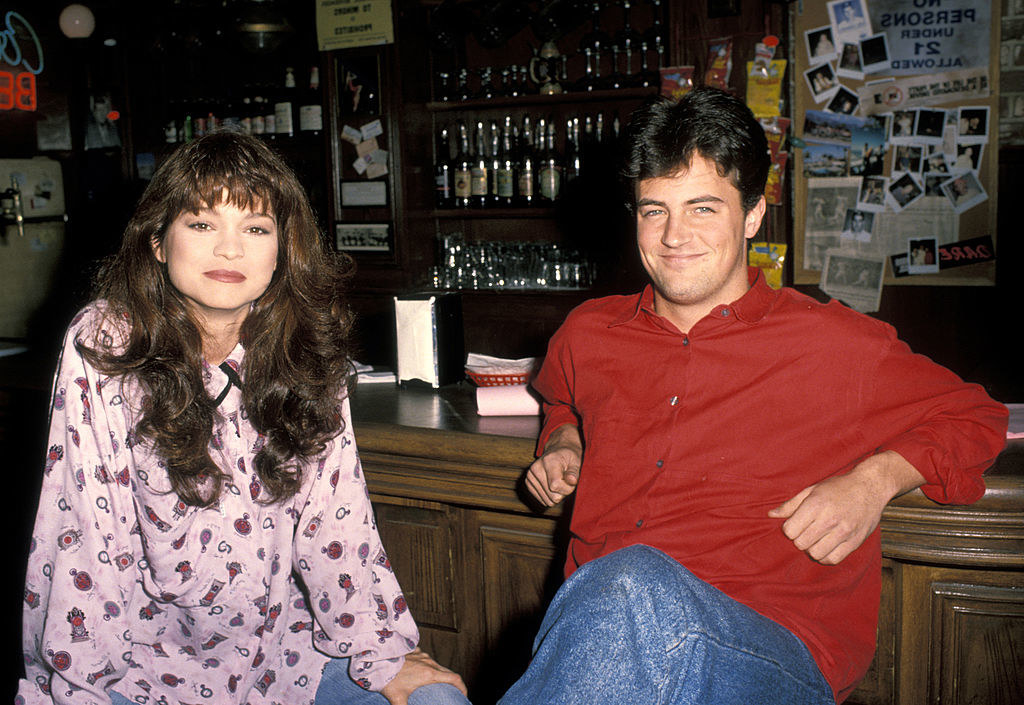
[609,266,779,329]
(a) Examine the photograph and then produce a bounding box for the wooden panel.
[371,498,462,668]
[930,580,1024,705]
[470,511,565,705]
[899,565,1024,704]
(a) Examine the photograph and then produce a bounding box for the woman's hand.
[380,648,467,705]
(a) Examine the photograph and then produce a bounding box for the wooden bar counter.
[349,383,1024,705]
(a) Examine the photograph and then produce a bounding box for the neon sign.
[1,11,44,112]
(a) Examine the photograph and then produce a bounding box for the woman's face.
[153,194,279,328]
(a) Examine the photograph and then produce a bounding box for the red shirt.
[532,269,1007,703]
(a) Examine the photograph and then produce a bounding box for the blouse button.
[721,308,730,317]
[656,459,664,468]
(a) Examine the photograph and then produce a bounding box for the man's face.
[635,155,765,331]
[851,213,865,230]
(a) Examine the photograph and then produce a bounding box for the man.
[840,209,871,242]
[498,88,1007,705]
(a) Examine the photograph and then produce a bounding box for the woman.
[17,132,468,705]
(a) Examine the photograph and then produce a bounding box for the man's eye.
[188,222,211,231]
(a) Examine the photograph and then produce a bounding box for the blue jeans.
[498,544,834,705]
[109,656,470,704]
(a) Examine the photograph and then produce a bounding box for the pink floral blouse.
[18,304,418,704]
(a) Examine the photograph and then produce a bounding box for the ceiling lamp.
[235,0,293,53]
[59,3,96,39]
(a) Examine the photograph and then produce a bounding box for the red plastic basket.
[465,370,530,387]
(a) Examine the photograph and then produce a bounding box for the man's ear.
[744,196,767,240]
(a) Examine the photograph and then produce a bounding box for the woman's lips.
[204,270,246,283]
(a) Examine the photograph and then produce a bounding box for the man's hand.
[380,648,467,705]
[524,424,583,507]
[768,451,925,565]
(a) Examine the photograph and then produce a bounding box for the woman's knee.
[408,682,472,705]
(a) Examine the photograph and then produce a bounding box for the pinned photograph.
[857,175,887,212]
[806,25,838,65]
[837,42,864,79]
[858,33,890,75]
[805,63,839,103]
[840,208,874,242]
[821,249,885,313]
[849,115,888,176]
[952,143,983,172]
[915,109,946,143]
[893,145,923,173]
[940,172,987,213]
[826,86,859,115]
[924,173,949,197]
[887,172,924,211]
[891,109,917,142]
[922,150,949,175]
[803,109,859,146]
[907,237,939,275]
[828,0,872,46]
[957,106,990,144]
[803,143,850,177]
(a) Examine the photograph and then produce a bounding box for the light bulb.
[59,4,96,39]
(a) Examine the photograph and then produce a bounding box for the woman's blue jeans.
[498,544,834,705]
[110,656,470,704]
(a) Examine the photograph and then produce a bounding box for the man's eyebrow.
[636,194,726,207]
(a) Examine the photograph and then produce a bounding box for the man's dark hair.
[621,86,770,213]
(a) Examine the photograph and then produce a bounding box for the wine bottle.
[470,120,490,208]
[453,120,472,208]
[435,126,454,209]
[274,67,296,138]
[495,116,515,207]
[298,66,323,136]
[537,118,562,203]
[516,115,537,207]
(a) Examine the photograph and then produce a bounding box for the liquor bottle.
[516,115,537,207]
[262,87,277,138]
[240,95,253,135]
[564,116,581,184]
[453,121,472,208]
[298,66,323,136]
[488,120,502,205]
[274,67,297,138]
[494,116,515,207]
[470,120,490,208]
[252,95,267,136]
[434,126,454,209]
[182,99,195,142]
[537,118,562,203]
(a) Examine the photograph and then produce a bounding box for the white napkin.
[475,384,541,416]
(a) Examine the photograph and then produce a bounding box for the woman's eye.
[188,222,211,231]
[247,226,272,235]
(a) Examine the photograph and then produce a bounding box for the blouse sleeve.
[19,310,138,705]
[290,396,418,692]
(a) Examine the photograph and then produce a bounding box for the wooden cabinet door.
[466,510,565,705]
[370,497,467,676]
[898,565,1024,705]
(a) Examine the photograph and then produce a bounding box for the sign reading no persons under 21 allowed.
[868,0,990,77]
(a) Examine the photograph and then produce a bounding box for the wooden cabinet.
[349,385,1024,705]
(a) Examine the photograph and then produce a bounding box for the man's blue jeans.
[110,656,470,704]
[498,544,834,705]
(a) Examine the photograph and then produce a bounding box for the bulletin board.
[792,0,998,293]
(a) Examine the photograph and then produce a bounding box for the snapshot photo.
[957,106,990,144]
[826,86,859,115]
[940,172,987,214]
[858,33,890,74]
[806,25,838,65]
[857,175,887,211]
[805,63,839,103]
[907,237,940,275]
[828,0,872,46]
[840,208,874,242]
[837,42,864,79]
[887,172,924,211]
[821,249,885,313]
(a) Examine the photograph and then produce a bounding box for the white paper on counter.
[475,384,541,416]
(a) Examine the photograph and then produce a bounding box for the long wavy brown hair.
[80,131,355,507]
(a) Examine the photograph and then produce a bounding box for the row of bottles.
[164,67,323,144]
[434,112,620,209]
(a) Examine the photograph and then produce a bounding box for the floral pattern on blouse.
[18,304,418,705]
